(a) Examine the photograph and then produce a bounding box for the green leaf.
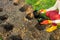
[25,0,56,10]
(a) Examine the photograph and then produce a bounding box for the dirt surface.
[0,0,60,40]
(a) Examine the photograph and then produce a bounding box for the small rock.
[13,0,19,6]
[3,23,14,31]
[0,8,3,12]
[0,15,8,21]
[35,23,46,31]
[26,13,33,20]
[19,6,26,12]
[7,35,22,40]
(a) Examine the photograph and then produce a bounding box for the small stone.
[19,7,26,12]
[9,0,12,1]
[26,13,33,20]
[24,17,28,21]
[13,0,19,6]
[0,8,3,12]
[0,15,8,21]
[35,23,46,31]
[19,5,29,12]
[13,3,18,6]
[3,23,14,31]
[8,35,22,40]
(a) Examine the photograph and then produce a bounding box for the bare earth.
[0,0,60,40]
